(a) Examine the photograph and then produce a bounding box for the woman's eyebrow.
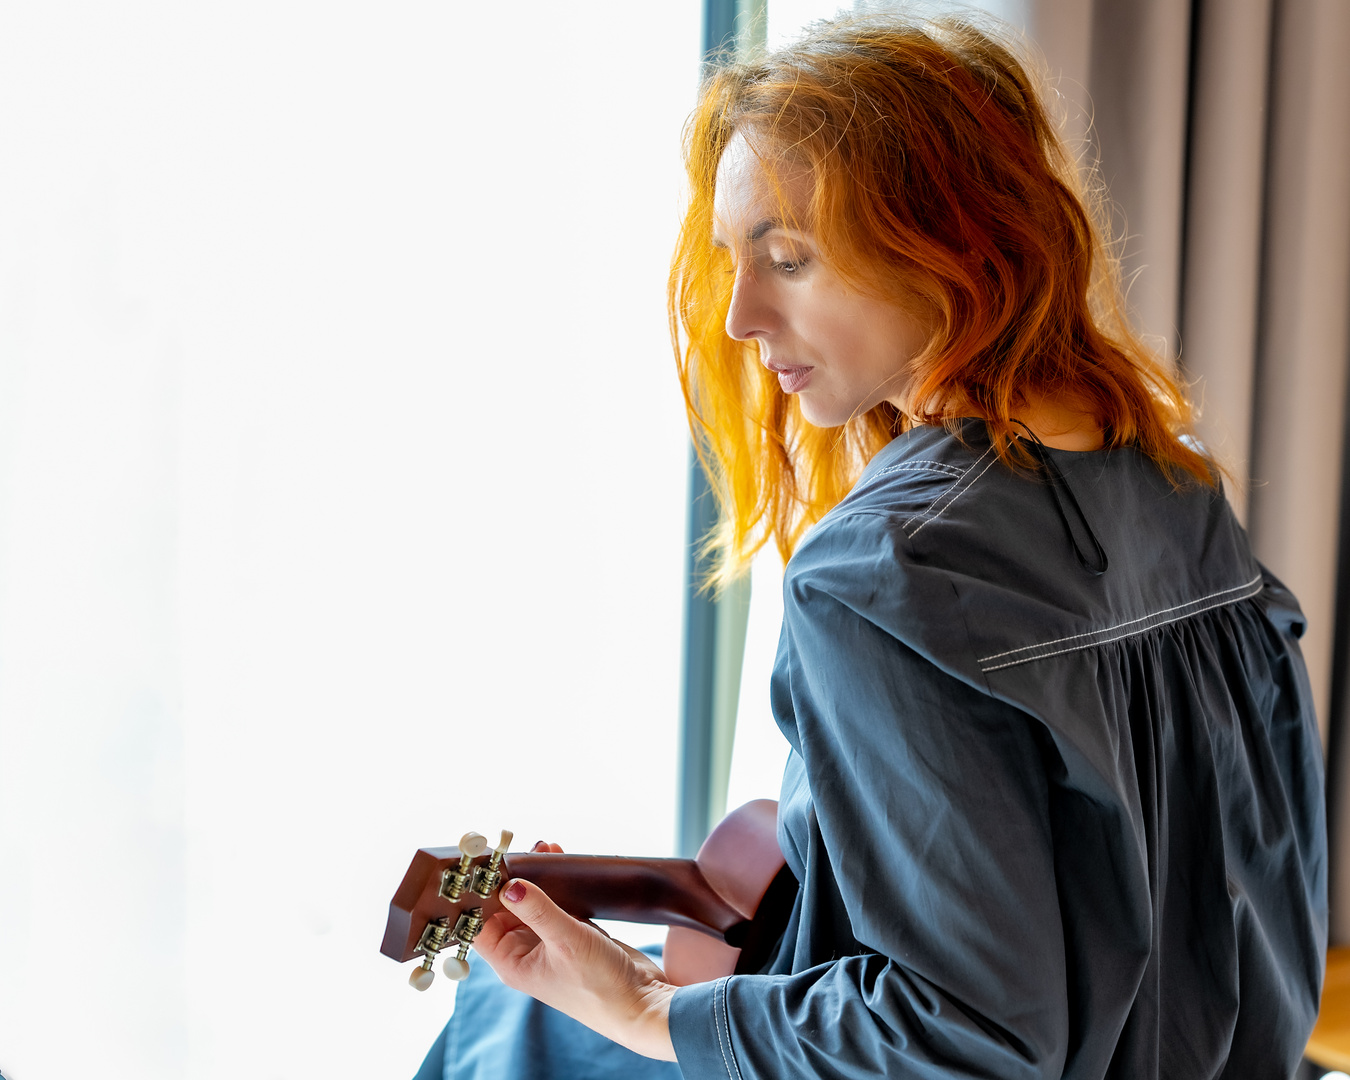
[711,218,786,249]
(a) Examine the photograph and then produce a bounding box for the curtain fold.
[1179,0,1272,525]
[1086,0,1192,362]
[1248,0,1350,763]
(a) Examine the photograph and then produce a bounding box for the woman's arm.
[667,518,1072,1079]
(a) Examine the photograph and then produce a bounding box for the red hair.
[670,14,1211,582]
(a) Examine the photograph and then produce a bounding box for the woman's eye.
[775,257,808,274]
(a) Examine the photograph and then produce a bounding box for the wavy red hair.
[670,14,1211,583]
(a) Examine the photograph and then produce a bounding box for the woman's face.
[712,131,930,428]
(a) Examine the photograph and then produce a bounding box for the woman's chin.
[796,398,865,430]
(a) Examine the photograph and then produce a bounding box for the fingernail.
[532,840,547,852]
[503,880,526,903]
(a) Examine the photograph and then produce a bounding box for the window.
[0,6,701,1077]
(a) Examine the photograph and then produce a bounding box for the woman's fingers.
[472,878,677,1061]
[497,878,574,951]
[472,879,578,979]
[531,840,564,853]
[468,905,528,952]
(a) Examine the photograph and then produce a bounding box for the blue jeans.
[412,949,684,1080]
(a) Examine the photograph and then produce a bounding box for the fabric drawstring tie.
[1013,421,1109,577]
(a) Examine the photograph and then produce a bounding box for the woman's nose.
[725,269,776,341]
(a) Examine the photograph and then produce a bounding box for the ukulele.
[380,799,796,990]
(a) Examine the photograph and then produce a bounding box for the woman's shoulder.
[790,421,1019,576]
[780,425,999,680]
[786,424,996,574]
[836,422,996,522]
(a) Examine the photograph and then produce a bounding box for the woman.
[435,13,1327,1078]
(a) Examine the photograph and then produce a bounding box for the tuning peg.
[442,955,470,981]
[470,830,514,898]
[459,832,488,857]
[409,960,435,991]
[443,833,491,901]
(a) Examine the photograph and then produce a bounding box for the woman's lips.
[767,362,812,394]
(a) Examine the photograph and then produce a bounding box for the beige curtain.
[1029,0,1350,936]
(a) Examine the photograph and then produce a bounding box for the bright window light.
[0,4,700,1078]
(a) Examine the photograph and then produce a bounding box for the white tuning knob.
[409,964,436,991]
[495,829,514,855]
[458,832,488,857]
[442,955,470,981]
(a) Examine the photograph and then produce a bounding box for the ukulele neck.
[500,852,747,937]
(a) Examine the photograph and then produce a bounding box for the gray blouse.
[669,422,1327,1078]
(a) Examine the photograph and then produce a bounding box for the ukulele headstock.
[380,828,514,991]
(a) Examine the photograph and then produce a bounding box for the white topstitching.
[978,572,1265,672]
[904,446,1000,539]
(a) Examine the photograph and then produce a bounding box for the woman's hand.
[471,872,678,1062]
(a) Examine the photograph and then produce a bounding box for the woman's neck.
[1008,395,1105,451]
[927,393,1106,451]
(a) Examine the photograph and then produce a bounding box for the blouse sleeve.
[668,523,1070,1078]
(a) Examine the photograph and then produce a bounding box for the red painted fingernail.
[503,880,526,903]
